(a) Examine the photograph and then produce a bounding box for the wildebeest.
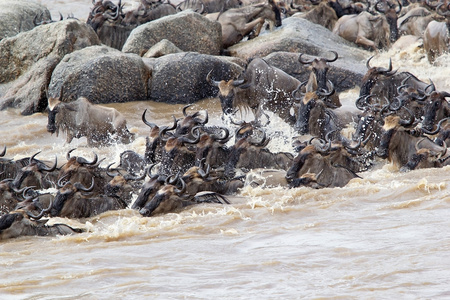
[224,131,294,178]
[332,11,391,50]
[375,114,447,169]
[139,176,230,217]
[10,152,58,190]
[423,18,449,63]
[285,141,361,188]
[207,58,301,124]
[0,211,83,240]
[48,177,128,219]
[47,96,135,147]
[299,1,339,30]
[205,0,282,48]
[421,90,450,131]
[177,0,243,13]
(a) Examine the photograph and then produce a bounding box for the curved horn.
[399,107,415,127]
[249,131,268,147]
[74,177,95,192]
[292,81,307,100]
[366,55,374,69]
[146,164,158,179]
[212,127,230,142]
[76,152,98,165]
[39,156,58,172]
[173,177,186,195]
[57,174,70,188]
[142,109,157,128]
[29,151,41,164]
[298,53,314,65]
[375,0,386,13]
[106,163,119,177]
[27,198,53,220]
[325,51,338,63]
[180,126,201,144]
[206,70,221,87]
[66,148,77,161]
[421,117,450,135]
[183,104,194,117]
[0,145,6,157]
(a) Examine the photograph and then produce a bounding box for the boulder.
[144,52,244,104]
[0,19,101,114]
[227,17,370,62]
[47,45,151,105]
[143,39,183,58]
[263,51,366,92]
[122,11,222,56]
[0,19,100,84]
[0,0,51,40]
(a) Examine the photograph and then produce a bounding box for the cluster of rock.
[0,0,370,116]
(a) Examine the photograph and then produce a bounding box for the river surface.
[1,1,450,299]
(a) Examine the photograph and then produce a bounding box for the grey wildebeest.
[207,58,301,124]
[205,0,282,48]
[177,0,243,13]
[423,16,450,63]
[332,11,391,50]
[47,96,135,147]
[299,1,339,30]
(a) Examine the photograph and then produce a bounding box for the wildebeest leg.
[242,17,266,39]
[355,34,377,51]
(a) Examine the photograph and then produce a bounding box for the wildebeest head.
[374,0,402,42]
[206,70,250,116]
[298,51,338,92]
[422,91,450,131]
[11,152,57,190]
[50,177,95,218]
[139,175,187,217]
[105,163,145,203]
[176,104,209,136]
[360,57,397,97]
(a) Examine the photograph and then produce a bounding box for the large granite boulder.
[122,11,222,56]
[0,19,100,84]
[0,19,101,114]
[263,51,366,92]
[144,52,244,104]
[0,0,51,41]
[227,17,370,62]
[47,45,151,104]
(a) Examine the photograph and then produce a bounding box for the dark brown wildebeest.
[207,58,301,125]
[139,176,230,217]
[205,0,282,48]
[47,96,135,147]
[48,177,127,219]
[421,90,450,131]
[182,162,243,196]
[10,152,58,190]
[285,143,361,188]
[224,131,294,178]
[298,51,341,108]
[0,210,83,240]
[293,82,342,139]
[132,164,167,210]
[358,57,429,103]
[375,114,447,169]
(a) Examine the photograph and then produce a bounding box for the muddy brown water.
[1,1,450,298]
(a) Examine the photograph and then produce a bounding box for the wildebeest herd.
[1,0,450,240]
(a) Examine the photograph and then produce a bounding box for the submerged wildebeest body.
[47,97,135,147]
[208,58,301,124]
[0,211,83,240]
[205,0,282,48]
